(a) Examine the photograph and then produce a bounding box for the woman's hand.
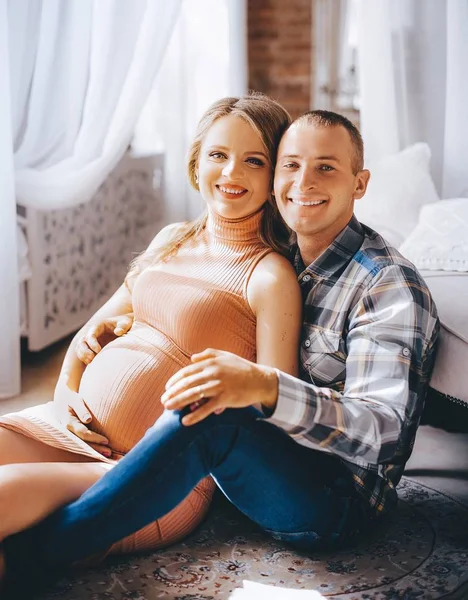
[54,382,111,457]
[160,348,279,426]
[76,313,134,365]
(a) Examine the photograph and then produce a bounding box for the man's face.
[274,123,370,244]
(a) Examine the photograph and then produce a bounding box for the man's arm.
[266,265,439,466]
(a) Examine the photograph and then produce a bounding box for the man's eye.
[246,157,265,166]
[319,164,334,172]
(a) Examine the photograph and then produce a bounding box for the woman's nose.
[222,159,243,179]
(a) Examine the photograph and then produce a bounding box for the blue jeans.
[5,407,372,580]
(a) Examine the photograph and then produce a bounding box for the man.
[1,111,439,595]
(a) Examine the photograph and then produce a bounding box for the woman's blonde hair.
[127,92,291,283]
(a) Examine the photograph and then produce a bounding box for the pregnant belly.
[79,324,189,454]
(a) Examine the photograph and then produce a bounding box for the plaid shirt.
[265,216,439,516]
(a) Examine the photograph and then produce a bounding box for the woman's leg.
[0,427,111,539]
[5,407,371,575]
[110,477,215,554]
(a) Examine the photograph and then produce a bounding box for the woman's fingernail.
[83,413,92,422]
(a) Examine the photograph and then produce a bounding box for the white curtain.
[0,0,21,398]
[357,0,468,198]
[132,0,248,223]
[0,0,181,398]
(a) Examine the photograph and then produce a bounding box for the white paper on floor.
[229,580,327,599]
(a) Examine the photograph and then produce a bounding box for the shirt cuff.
[262,370,316,434]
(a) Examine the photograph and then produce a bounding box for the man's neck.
[296,234,333,267]
[296,218,353,267]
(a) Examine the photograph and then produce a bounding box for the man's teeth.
[290,199,326,206]
[219,186,245,195]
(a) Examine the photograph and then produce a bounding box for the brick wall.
[247,0,312,119]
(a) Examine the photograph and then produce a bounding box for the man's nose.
[222,159,243,179]
[297,167,317,191]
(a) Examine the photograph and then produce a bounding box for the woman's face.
[197,114,272,219]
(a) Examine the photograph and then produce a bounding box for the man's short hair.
[293,110,364,174]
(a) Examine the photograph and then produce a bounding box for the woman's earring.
[195,173,199,184]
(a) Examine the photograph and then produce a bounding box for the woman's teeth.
[218,186,246,195]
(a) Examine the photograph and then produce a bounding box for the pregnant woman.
[0,93,301,556]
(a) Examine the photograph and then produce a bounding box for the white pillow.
[399,198,468,272]
[354,143,440,247]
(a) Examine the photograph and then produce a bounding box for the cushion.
[355,143,440,247]
[420,271,468,406]
[399,198,468,272]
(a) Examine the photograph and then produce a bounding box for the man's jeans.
[5,407,372,577]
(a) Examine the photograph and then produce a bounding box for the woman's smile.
[197,114,271,219]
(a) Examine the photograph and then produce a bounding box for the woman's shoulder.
[247,250,302,317]
[253,251,298,283]
[247,251,300,303]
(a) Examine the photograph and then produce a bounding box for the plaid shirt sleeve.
[265,264,439,467]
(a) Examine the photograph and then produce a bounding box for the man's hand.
[76,314,134,365]
[54,382,111,456]
[161,348,279,426]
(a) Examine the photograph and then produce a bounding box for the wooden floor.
[0,335,71,416]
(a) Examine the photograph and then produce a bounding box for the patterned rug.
[38,478,468,600]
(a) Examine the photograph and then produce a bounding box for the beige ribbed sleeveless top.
[132,207,272,362]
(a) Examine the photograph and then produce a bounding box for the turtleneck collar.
[206,207,265,242]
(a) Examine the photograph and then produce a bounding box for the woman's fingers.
[87,443,113,458]
[76,339,97,365]
[114,314,133,336]
[76,316,133,364]
[84,325,103,354]
[66,415,109,446]
[68,394,92,424]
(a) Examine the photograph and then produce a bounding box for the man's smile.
[288,197,327,207]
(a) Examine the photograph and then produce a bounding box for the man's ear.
[353,169,371,200]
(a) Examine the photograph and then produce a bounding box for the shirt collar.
[293,215,365,281]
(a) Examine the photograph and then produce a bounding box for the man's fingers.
[164,362,207,391]
[162,379,222,410]
[181,398,222,426]
[190,348,222,363]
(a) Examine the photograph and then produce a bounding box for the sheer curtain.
[0,0,181,398]
[0,0,20,398]
[132,0,248,223]
[357,0,468,198]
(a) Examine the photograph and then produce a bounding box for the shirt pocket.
[301,326,346,388]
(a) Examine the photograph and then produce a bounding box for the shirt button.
[402,347,411,357]
[303,274,311,282]
[304,339,311,348]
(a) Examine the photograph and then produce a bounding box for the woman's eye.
[246,157,265,166]
[209,152,226,159]
[319,164,334,172]
[283,162,298,169]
